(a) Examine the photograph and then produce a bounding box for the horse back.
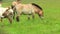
[16,4,34,14]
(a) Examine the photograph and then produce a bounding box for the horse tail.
[32,3,43,10]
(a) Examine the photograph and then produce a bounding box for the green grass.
[0,0,60,34]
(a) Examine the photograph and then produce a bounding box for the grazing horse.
[0,7,13,24]
[11,2,44,22]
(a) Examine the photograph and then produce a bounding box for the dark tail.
[32,3,43,10]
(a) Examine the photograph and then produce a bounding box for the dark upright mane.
[32,3,43,10]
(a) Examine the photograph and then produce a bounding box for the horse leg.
[16,16,19,22]
[28,15,30,20]
[13,11,15,19]
[0,17,3,22]
[32,13,35,19]
[13,9,17,19]
[32,15,34,19]
[7,16,12,24]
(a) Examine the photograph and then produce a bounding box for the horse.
[11,2,44,22]
[0,7,13,24]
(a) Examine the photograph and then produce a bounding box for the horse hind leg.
[28,15,30,20]
[32,15,34,19]
[32,12,35,19]
[0,17,3,22]
[13,11,16,19]
[27,13,35,20]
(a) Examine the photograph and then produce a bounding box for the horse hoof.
[17,20,20,22]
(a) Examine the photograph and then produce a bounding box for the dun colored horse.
[11,1,44,22]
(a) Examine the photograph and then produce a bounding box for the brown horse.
[0,7,13,24]
[11,1,44,22]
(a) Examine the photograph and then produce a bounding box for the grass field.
[0,0,60,34]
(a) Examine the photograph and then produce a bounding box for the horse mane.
[32,3,43,10]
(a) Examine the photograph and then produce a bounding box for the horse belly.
[22,9,32,14]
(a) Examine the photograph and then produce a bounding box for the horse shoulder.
[16,4,23,10]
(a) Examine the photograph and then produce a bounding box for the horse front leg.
[13,9,17,19]
[13,11,15,19]
[16,11,22,22]
[1,17,3,22]
[0,17,3,22]
[16,15,20,22]
[7,16,12,24]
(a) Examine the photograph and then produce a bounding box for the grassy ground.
[0,0,60,34]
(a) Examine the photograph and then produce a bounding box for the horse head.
[2,7,13,18]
